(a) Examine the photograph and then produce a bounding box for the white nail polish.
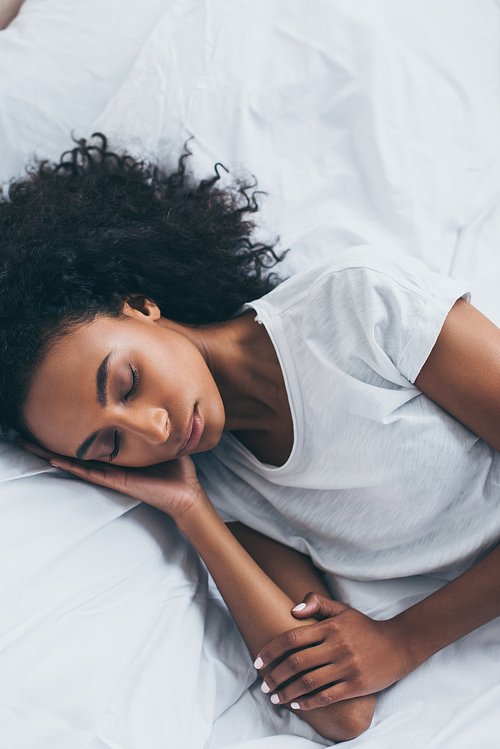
[290,702,300,710]
[292,603,307,612]
[253,657,264,669]
[261,681,271,694]
[270,694,280,704]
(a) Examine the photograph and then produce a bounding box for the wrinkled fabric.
[196,247,498,581]
[1,1,500,747]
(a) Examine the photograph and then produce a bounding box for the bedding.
[1,1,500,747]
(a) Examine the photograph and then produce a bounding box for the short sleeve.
[396,274,470,383]
[276,246,471,388]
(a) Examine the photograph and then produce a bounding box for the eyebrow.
[75,352,112,459]
[96,352,111,407]
[76,429,99,460]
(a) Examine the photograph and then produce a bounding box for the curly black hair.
[0,134,285,436]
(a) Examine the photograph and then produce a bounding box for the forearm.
[178,500,309,652]
[390,542,500,673]
[176,497,375,741]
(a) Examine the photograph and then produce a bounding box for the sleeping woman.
[1,135,499,742]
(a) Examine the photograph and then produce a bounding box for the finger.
[254,625,324,671]
[288,681,353,711]
[265,664,347,707]
[50,457,128,492]
[260,644,337,695]
[17,440,59,462]
[292,593,348,621]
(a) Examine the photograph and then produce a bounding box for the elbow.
[310,694,376,743]
[334,695,376,741]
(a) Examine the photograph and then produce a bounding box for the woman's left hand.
[255,592,409,709]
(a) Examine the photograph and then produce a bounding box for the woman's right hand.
[18,440,206,520]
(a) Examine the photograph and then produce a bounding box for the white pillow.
[0,0,167,184]
[0,436,266,749]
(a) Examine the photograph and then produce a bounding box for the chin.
[198,422,224,454]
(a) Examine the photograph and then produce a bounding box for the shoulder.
[249,245,463,317]
[246,245,469,386]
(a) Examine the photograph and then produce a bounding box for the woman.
[1,136,499,741]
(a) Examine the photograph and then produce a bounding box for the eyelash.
[108,365,139,462]
[126,365,139,401]
[108,431,121,462]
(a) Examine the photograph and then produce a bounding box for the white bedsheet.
[1,1,500,747]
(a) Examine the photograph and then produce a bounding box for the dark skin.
[20,294,500,736]
[25,298,293,469]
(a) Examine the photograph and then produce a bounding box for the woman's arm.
[415,296,500,452]
[0,0,25,29]
[226,521,334,607]
[176,506,376,741]
[22,445,374,741]
[253,542,500,710]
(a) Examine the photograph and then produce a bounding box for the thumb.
[291,591,349,620]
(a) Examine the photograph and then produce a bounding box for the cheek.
[113,445,168,468]
[152,345,212,398]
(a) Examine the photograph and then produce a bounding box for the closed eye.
[108,430,120,462]
[107,365,139,462]
[126,365,139,401]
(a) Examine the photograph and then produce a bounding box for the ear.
[121,296,161,322]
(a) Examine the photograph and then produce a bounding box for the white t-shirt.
[194,246,500,580]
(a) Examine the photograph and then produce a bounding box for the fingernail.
[253,657,264,669]
[261,682,270,694]
[50,461,62,468]
[290,702,300,710]
[270,694,280,705]
[292,603,307,612]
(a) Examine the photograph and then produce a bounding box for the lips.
[178,405,203,455]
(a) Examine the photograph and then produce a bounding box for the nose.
[116,406,170,445]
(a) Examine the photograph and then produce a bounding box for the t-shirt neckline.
[220,301,303,475]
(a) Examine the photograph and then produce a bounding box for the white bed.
[1,1,499,747]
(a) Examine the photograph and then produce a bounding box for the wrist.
[174,486,219,534]
[384,610,433,677]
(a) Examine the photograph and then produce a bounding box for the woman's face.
[24,301,226,467]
